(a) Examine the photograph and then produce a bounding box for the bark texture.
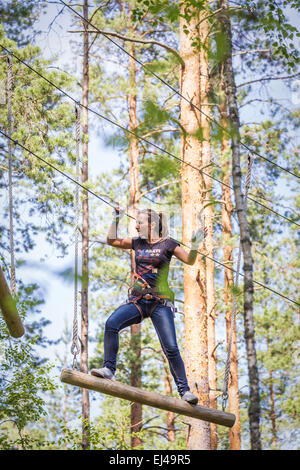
[80,0,90,450]
[128,34,142,449]
[180,2,211,450]
[61,369,236,427]
[219,63,241,450]
[266,332,277,449]
[199,28,217,451]
[0,265,24,338]
[163,356,176,442]
[218,0,261,450]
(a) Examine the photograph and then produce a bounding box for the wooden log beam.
[0,265,24,338]
[61,368,236,428]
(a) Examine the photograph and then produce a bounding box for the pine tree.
[179,1,211,450]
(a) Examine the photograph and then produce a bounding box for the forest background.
[0,0,299,451]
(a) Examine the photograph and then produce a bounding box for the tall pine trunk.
[266,332,277,448]
[219,0,261,449]
[219,66,241,449]
[205,163,217,450]
[128,31,142,448]
[200,31,217,450]
[80,0,90,450]
[180,1,211,450]
[163,357,175,442]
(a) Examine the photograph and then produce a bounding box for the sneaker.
[181,391,198,405]
[91,367,115,380]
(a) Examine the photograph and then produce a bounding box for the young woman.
[91,208,206,405]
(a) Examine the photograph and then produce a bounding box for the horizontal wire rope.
[59,0,300,181]
[0,128,299,308]
[0,128,134,219]
[0,44,299,229]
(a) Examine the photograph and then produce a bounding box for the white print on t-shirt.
[136,248,161,255]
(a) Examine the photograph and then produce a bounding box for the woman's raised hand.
[113,206,126,221]
[190,224,208,250]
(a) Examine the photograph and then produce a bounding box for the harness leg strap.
[128,295,170,320]
[127,296,144,320]
[149,300,160,316]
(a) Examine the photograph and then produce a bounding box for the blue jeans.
[103,298,190,396]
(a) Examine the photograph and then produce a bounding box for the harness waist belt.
[142,293,169,300]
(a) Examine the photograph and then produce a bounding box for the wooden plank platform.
[0,265,24,338]
[61,368,235,428]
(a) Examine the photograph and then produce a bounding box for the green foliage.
[133,0,180,25]
[0,0,45,45]
[0,0,299,451]
[142,100,173,127]
[57,405,135,450]
[0,268,59,448]
[235,1,300,72]
[0,29,77,258]
[0,333,56,449]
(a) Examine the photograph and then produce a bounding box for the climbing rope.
[7,54,16,296]
[222,154,254,411]
[70,104,81,369]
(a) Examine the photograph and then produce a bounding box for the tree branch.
[141,127,179,139]
[233,48,271,56]
[68,29,182,63]
[137,180,181,202]
[196,5,243,27]
[89,1,110,23]
[237,72,300,88]
[211,340,224,358]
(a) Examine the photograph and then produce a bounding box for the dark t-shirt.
[131,237,180,300]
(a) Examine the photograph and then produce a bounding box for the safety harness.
[127,272,173,320]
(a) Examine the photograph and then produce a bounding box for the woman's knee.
[163,342,180,359]
[105,310,123,332]
[105,316,119,333]
[105,303,140,332]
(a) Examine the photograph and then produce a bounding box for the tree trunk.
[218,0,261,450]
[128,31,142,449]
[80,0,90,450]
[199,32,217,450]
[219,63,241,450]
[207,226,217,450]
[266,333,277,449]
[163,356,176,442]
[62,368,236,427]
[180,2,211,450]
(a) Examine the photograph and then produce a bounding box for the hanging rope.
[7,54,16,296]
[70,104,81,369]
[222,154,254,412]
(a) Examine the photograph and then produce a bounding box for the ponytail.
[159,212,162,237]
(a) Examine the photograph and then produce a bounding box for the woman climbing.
[91,208,207,405]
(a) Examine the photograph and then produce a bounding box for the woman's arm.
[107,210,132,249]
[173,246,198,265]
[173,226,207,265]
